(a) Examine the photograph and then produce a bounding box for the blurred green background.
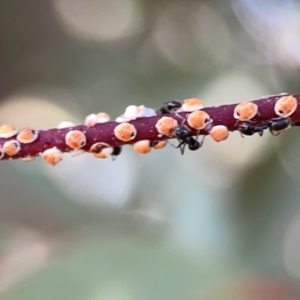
[1,0,300,299]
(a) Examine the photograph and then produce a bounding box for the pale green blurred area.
[1,0,300,299]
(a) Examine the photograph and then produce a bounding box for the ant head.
[158,100,182,114]
[174,125,190,137]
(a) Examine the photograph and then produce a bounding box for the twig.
[0,93,299,164]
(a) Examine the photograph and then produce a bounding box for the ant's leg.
[179,142,186,155]
[238,129,245,138]
[168,137,184,151]
[259,123,269,136]
[175,140,186,155]
[168,140,179,148]
[199,135,205,147]
[175,113,186,126]
[194,129,206,146]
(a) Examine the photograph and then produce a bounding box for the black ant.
[112,146,122,161]
[173,125,203,155]
[238,123,269,137]
[238,118,292,137]
[157,100,182,114]
[268,117,291,136]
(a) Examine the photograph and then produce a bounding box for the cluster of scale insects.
[0,94,298,165]
[155,95,299,154]
[233,97,298,138]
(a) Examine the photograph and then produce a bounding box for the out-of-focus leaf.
[2,237,229,300]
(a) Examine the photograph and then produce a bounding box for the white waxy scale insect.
[84,112,110,127]
[57,121,76,129]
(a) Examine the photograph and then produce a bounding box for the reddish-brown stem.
[1,94,300,161]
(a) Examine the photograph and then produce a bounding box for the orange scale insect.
[187,111,212,130]
[3,140,21,156]
[17,127,39,144]
[41,147,63,166]
[93,147,114,159]
[155,117,178,136]
[274,95,297,118]
[209,125,229,142]
[233,102,258,121]
[0,124,18,138]
[65,130,87,149]
[181,98,203,112]
[133,140,151,155]
[152,140,167,150]
[89,142,109,153]
[114,123,137,142]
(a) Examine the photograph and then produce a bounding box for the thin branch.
[0,93,299,163]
